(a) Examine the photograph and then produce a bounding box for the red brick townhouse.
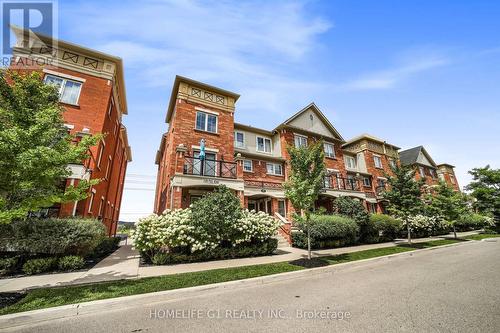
[399,146,460,191]
[9,27,132,235]
[154,76,405,219]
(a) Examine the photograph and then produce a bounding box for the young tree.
[427,181,469,238]
[284,140,325,259]
[382,164,424,244]
[466,166,500,228]
[0,70,99,223]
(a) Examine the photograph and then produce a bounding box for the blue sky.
[51,0,500,220]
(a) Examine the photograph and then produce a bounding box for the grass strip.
[463,233,500,241]
[0,238,463,315]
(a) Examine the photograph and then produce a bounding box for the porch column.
[171,186,183,209]
[175,144,187,174]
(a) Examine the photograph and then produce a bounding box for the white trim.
[256,136,272,154]
[43,69,86,83]
[266,162,283,176]
[377,176,387,180]
[294,133,308,148]
[194,106,219,115]
[191,145,219,153]
[195,111,218,133]
[63,123,74,129]
[234,130,245,149]
[243,159,253,172]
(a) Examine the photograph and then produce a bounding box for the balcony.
[183,156,237,179]
[322,175,361,192]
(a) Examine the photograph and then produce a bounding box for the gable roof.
[274,102,345,142]
[343,133,400,149]
[399,146,437,168]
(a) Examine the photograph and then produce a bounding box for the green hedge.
[292,214,359,249]
[455,213,494,232]
[0,218,106,256]
[22,257,58,275]
[370,214,402,241]
[58,256,86,271]
[150,238,278,265]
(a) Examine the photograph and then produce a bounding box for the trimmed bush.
[91,237,121,258]
[405,215,450,238]
[292,214,359,249]
[0,218,106,256]
[0,256,20,274]
[332,197,375,243]
[151,238,278,265]
[370,214,402,241]
[455,214,495,232]
[57,256,85,271]
[22,257,58,275]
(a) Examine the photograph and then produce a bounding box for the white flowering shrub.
[133,201,279,262]
[406,214,450,237]
[231,210,280,245]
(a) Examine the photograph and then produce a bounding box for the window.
[88,191,95,213]
[294,134,308,148]
[108,99,113,118]
[266,162,283,176]
[450,175,456,184]
[105,156,112,179]
[256,136,272,153]
[278,200,286,217]
[430,169,437,179]
[363,177,371,187]
[44,74,82,105]
[243,159,253,172]
[369,203,377,213]
[389,159,396,169]
[324,143,336,158]
[195,111,218,133]
[345,155,356,169]
[97,141,105,169]
[98,197,104,217]
[373,155,382,168]
[234,131,245,148]
[419,166,426,177]
[377,178,386,188]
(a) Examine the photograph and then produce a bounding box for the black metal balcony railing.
[376,185,386,196]
[183,156,237,179]
[322,175,361,191]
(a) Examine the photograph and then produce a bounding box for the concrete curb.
[0,240,473,329]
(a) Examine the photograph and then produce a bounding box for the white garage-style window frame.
[43,72,84,105]
[256,136,272,153]
[195,110,218,133]
[344,155,357,169]
[266,162,283,176]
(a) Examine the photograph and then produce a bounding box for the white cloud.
[339,53,450,91]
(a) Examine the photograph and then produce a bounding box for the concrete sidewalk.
[0,231,479,292]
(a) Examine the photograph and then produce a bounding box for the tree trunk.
[453,224,457,239]
[407,218,412,244]
[301,209,311,260]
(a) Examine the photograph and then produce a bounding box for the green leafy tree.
[0,70,99,223]
[427,181,469,238]
[284,140,325,259]
[382,164,424,244]
[466,166,500,227]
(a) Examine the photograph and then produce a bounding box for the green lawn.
[0,238,463,315]
[321,239,462,265]
[463,233,500,241]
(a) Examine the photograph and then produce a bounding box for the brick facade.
[10,30,131,236]
[155,76,461,243]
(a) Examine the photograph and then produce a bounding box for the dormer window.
[44,74,82,105]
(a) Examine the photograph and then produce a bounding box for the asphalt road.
[4,239,500,333]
